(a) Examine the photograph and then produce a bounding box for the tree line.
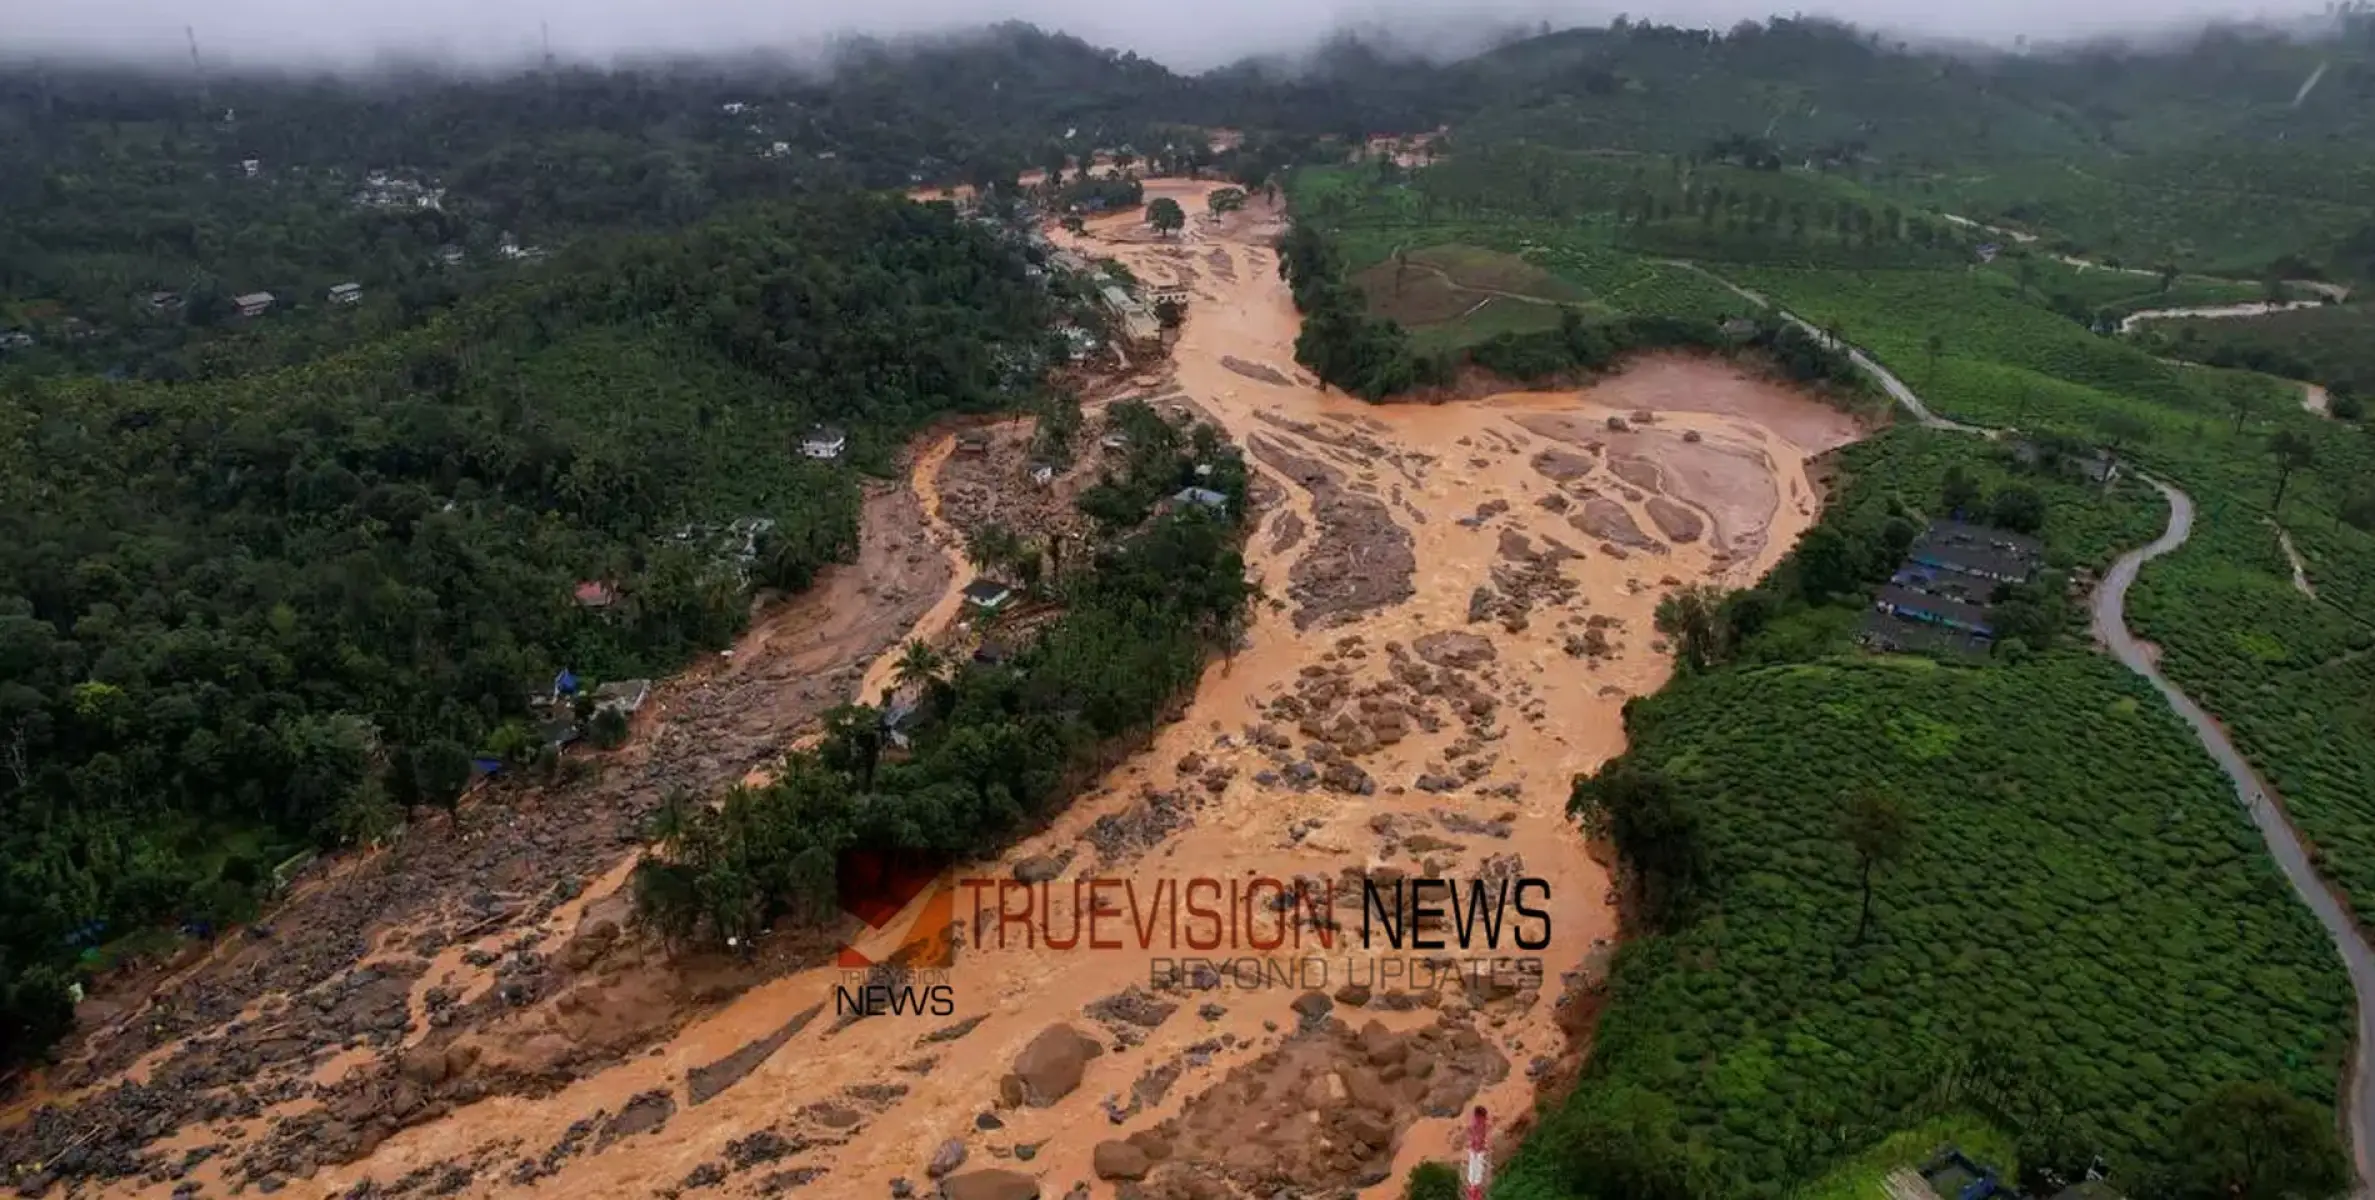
[633,419,1254,948]
[0,194,1051,1064]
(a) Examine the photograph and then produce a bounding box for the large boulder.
[1012,854,1066,884]
[1002,1024,1102,1108]
[1413,631,1496,670]
[940,1169,1040,1200]
[927,1138,968,1178]
[1092,1140,1151,1181]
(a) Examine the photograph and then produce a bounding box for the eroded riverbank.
[10,184,1866,1200]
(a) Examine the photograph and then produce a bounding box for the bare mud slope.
[6,183,1860,1200]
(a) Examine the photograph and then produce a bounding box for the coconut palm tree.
[963,522,1020,577]
[893,639,944,694]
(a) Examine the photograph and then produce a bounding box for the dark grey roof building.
[1908,520,2043,584]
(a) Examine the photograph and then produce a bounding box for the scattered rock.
[927,1139,968,1179]
[1085,987,1178,1030]
[938,1168,1040,1200]
[1002,1025,1102,1108]
[1012,855,1067,885]
[1413,631,1495,670]
[1092,1141,1151,1181]
[594,1090,676,1149]
[1291,990,1333,1029]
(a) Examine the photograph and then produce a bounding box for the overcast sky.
[5,0,2338,71]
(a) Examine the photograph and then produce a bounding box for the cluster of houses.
[482,668,655,769]
[124,283,360,323]
[497,232,549,263]
[1860,519,2044,653]
[351,171,446,212]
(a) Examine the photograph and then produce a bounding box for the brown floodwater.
[108,182,1859,1200]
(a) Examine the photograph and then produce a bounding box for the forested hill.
[10,14,2375,377]
[0,195,1048,1061]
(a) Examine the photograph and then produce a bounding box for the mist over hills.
[0,0,2359,73]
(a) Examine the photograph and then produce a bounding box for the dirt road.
[7,186,1864,1200]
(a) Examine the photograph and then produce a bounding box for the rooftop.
[1876,582,1993,632]
[962,578,1015,606]
[593,678,651,713]
[1909,520,2043,581]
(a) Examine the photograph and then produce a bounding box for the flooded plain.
[30,182,1863,1200]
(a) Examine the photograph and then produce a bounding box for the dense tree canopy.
[635,424,1254,944]
[0,195,1050,1062]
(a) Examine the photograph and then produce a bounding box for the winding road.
[1699,263,2375,1190]
[2091,484,2375,1191]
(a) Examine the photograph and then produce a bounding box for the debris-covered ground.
[2,182,1863,1200]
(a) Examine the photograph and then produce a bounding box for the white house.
[328,282,363,306]
[801,427,848,460]
[593,678,652,717]
[963,579,1016,612]
[233,292,275,318]
[1171,486,1230,514]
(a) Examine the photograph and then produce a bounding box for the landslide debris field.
[1,182,1861,1200]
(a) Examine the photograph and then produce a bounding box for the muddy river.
[32,183,1861,1200]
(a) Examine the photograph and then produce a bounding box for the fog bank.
[6,0,2342,72]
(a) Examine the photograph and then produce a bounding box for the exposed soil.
[8,179,1864,1200]
[0,468,953,1197]
[2274,522,2320,600]
[1221,356,1292,387]
[1247,433,1418,629]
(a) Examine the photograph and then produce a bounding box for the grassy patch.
[2144,302,2375,399]
[1351,243,1596,336]
[1791,1114,2020,1200]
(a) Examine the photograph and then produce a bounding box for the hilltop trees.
[0,195,1052,1066]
